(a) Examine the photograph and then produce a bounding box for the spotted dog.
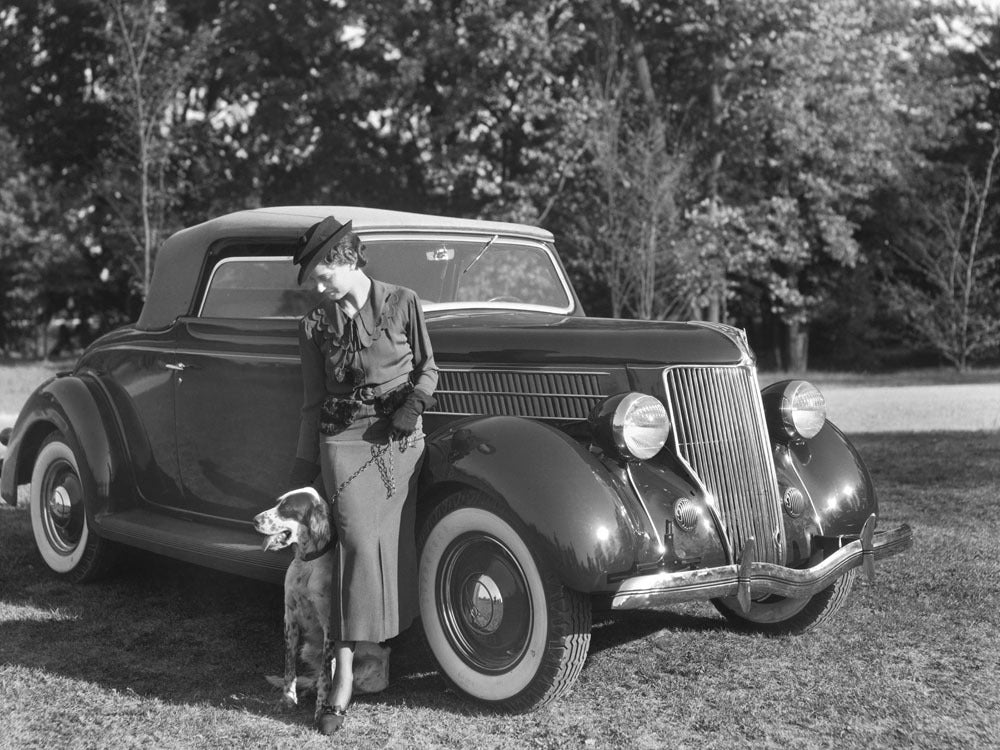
[254,488,390,720]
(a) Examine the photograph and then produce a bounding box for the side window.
[200,257,317,318]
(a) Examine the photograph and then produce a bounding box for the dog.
[253,487,390,719]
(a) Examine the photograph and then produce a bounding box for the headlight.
[590,393,670,461]
[779,380,826,440]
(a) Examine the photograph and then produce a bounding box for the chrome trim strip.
[687,321,754,365]
[93,344,299,364]
[626,463,665,555]
[424,301,572,314]
[608,523,912,610]
[438,367,610,376]
[426,410,588,422]
[434,389,601,399]
[197,255,295,318]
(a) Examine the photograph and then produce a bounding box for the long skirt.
[319,408,423,643]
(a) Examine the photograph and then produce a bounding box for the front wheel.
[418,491,591,712]
[712,568,858,635]
[29,434,116,583]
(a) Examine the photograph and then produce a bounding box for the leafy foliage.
[0,0,997,369]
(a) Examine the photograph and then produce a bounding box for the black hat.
[293,216,353,285]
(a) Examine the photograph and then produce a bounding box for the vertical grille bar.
[665,366,783,564]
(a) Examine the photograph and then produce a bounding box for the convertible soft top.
[138,206,554,331]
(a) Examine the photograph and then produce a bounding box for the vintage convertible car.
[0,206,911,712]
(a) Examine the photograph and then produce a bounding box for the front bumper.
[608,514,912,612]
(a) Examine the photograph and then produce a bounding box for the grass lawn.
[0,359,74,417]
[2,431,997,749]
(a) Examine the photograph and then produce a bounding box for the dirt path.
[2,383,998,454]
[822,383,1000,433]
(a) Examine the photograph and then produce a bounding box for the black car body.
[0,206,912,711]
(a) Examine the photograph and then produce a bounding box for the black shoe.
[316,704,348,735]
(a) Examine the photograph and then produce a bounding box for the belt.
[319,382,413,436]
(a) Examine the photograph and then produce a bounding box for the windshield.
[362,236,573,312]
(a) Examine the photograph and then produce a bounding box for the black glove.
[288,457,320,488]
[390,389,435,437]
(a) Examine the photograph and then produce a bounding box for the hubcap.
[438,534,533,673]
[463,573,504,634]
[41,460,84,554]
[48,486,73,524]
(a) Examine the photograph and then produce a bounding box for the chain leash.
[327,434,414,505]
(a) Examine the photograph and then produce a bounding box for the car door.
[169,253,314,521]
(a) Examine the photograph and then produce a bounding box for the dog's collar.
[300,539,335,562]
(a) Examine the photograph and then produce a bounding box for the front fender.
[773,420,878,549]
[422,416,651,591]
[762,381,879,553]
[783,420,878,534]
[0,374,123,517]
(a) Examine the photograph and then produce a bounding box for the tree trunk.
[707,293,721,323]
[786,321,809,373]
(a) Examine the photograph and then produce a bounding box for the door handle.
[164,362,196,371]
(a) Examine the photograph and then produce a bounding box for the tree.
[883,137,1000,371]
[690,0,957,370]
[0,127,84,356]
[582,10,692,320]
[99,0,213,297]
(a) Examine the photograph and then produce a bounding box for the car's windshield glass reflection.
[363,238,571,311]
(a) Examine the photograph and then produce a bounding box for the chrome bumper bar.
[609,515,912,612]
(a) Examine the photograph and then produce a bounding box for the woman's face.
[309,261,357,301]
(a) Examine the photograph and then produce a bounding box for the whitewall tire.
[418,491,591,712]
[29,434,115,582]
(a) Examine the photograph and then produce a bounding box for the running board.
[95,509,290,584]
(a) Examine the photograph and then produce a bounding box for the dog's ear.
[277,492,314,525]
[307,495,331,548]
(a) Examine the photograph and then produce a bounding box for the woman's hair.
[321,230,367,268]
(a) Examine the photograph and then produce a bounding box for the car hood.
[426,312,746,367]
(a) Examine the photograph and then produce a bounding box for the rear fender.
[0,375,123,517]
[422,416,655,591]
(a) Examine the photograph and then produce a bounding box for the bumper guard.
[609,514,912,612]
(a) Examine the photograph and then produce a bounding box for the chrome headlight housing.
[778,380,827,440]
[590,393,670,461]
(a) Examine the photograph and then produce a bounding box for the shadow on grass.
[0,506,456,726]
[0,503,738,724]
[588,608,727,658]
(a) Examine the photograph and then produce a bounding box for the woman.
[289,215,437,734]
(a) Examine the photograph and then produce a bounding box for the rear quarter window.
[199,257,316,318]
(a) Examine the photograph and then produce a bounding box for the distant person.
[47,305,80,359]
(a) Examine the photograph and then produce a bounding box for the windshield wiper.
[463,234,499,274]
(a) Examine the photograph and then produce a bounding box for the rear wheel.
[712,568,858,635]
[29,434,116,582]
[418,491,591,712]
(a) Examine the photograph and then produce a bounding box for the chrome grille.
[433,368,605,420]
[664,366,783,563]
